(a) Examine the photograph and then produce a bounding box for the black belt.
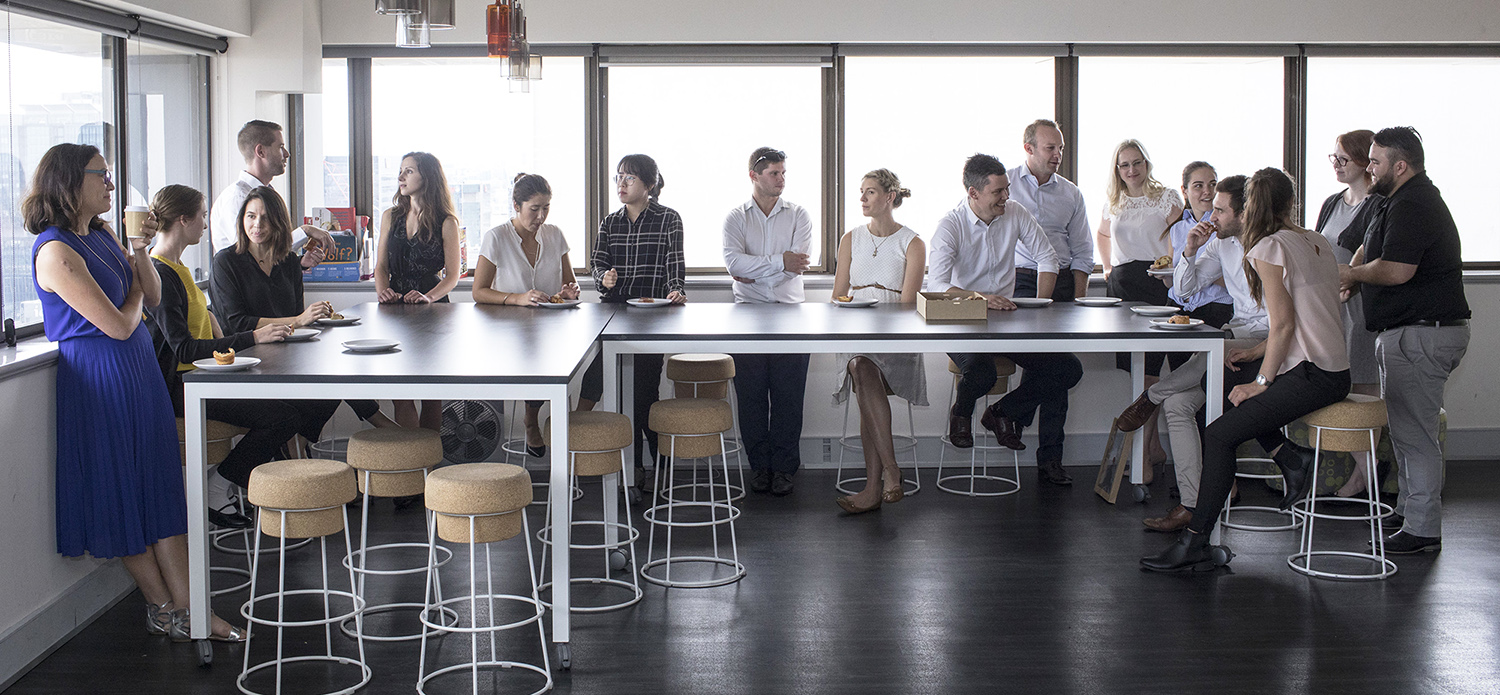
[1394,319,1469,329]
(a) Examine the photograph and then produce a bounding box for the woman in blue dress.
[27,143,242,641]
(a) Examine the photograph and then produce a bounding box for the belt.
[1396,319,1468,329]
[851,283,899,293]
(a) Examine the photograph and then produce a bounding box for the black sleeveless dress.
[387,212,450,302]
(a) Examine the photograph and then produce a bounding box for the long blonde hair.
[1105,139,1168,214]
[1240,167,1301,306]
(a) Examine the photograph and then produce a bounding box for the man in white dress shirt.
[930,154,1084,486]
[723,147,814,496]
[1008,119,1094,301]
[211,120,332,263]
[1114,175,1270,531]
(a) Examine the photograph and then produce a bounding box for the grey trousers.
[1377,324,1470,538]
[1147,338,1264,508]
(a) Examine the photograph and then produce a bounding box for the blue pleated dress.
[33,226,187,559]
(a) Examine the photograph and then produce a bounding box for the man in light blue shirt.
[1008,119,1094,301]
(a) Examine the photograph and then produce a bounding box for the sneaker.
[749,469,772,494]
[770,472,795,496]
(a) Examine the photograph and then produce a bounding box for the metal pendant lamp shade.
[395,12,431,48]
[376,0,422,15]
[426,0,456,30]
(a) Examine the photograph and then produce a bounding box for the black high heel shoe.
[1273,441,1317,511]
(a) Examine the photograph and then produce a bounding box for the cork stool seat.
[665,354,747,501]
[239,459,370,695]
[836,370,922,497]
[418,463,551,695]
[536,411,643,613]
[936,356,1022,497]
[641,398,746,588]
[1288,394,1397,581]
[176,417,258,598]
[341,427,456,642]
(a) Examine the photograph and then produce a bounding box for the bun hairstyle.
[149,184,205,232]
[1240,167,1300,305]
[862,168,911,208]
[618,154,664,201]
[22,142,103,235]
[511,172,552,207]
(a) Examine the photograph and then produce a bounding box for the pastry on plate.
[1151,255,1173,270]
[834,295,853,303]
[1168,314,1191,325]
[213,348,235,365]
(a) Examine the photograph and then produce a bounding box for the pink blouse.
[1244,229,1350,375]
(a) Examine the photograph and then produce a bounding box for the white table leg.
[1130,351,1145,485]
[184,389,209,640]
[1206,341,1226,545]
[548,384,570,646]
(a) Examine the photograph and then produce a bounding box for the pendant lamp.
[426,0,456,30]
[376,0,421,15]
[395,12,431,48]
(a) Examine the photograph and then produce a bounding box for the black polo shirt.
[1360,171,1470,332]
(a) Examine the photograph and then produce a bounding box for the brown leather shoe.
[979,404,1026,450]
[948,409,974,449]
[1143,504,1192,532]
[1115,391,1159,432]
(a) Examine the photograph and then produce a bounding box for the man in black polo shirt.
[1340,126,1470,555]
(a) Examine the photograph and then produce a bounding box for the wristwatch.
[1254,373,1270,387]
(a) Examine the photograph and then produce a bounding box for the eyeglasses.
[753,150,786,167]
[613,174,638,186]
[1116,159,1146,170]
[83,168,113,184]
[1328,153,1351,167]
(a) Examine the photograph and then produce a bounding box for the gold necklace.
[73,229,128,291]
[870,227,896,257]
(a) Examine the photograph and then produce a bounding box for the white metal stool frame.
[501,402,585,507]
[207,485,259,597]
[641,431,746,588]
[1220,456,1304,532]
[339,467,458,641]
[668,375,747,502]
[536,446,643,612]
[238,503,371,695]
[935,375,1021,497]
[418,509,552,695]
[834,386,921,497]
[1287,424,1397,581]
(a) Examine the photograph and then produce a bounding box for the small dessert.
[328,312,344,320]
[637,297,655,304]
[549,294,565,303]
[213,348,235,365]
[1168,314,1191,325]
[834,295,853,303]
[1151,255,1173,270]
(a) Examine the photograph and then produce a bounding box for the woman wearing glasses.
[830,169,927,514]
[27,143,242,641]
[589,154,686,479]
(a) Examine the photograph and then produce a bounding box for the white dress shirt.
[1006,164,1094,275]
[928,199,1058,297]
[1174,234,1269,339]
[210,171,308,252]
[478,222,570,296]
[722,197,813,304]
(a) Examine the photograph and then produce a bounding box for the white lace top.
[1104,188,1182,265]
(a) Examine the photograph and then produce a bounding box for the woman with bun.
[27,143,241,640]
[588,154,685,480]
[210,186,396,441]
[145,184,302,530]
[829,169,927,514]
[375,152,461,430]
[475,173,590,457]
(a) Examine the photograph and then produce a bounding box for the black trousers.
[1187,361,1351,535]
[1014,267,1079,302]
[1107,260,1175,376]
[286,399,382,443]
[204,399,303,489]
[948,351,1083,464]
[731,353,810,474]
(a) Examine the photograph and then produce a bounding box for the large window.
[1076,56,1284,230]
[844,56,1055,244]
[0,14,115,330]
[125,39,211,275]
[370,56,586,270]
[307,58,350,211]
[1306,56,1500,263]
[608,65,825,269]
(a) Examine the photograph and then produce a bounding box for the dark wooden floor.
[9,461,1500,695]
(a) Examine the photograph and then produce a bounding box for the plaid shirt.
[591,200,686,301]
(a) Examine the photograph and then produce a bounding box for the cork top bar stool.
[642,397,746,588]
[176,417,257,599]
[936,356,1021,497]
[665,353,746,501]
[420,463,551,695]
[239,459,369,695]
[836,371,921,496]
[1288,394,1397,581]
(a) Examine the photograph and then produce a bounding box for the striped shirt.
[591,200,686,302]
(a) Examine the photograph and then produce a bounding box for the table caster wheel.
[195,640,213,668]
[609,549,628,572]
[556,643,571,670]
[1208,545,1235,567]
[1132,484,1150,503]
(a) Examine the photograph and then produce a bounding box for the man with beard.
[1340,126,1470,554]
[211,120,332,263]
[1008,119,1094,301]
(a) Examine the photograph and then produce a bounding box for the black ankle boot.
[1274,441,1316,511]
[1140,530,1215,572]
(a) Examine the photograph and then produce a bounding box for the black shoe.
[948,409,974,449]
[392,494,422,511]
[1382,530,1441,554]
[1038,460,1072,486]
[1272,441,1316,511]
[749,469,772,494]
[526,444,547,458]
[770,472,794,496]
[979,404,1026,451]
[208,506,253,530]
[1383,512,1405,530]
[1141,531,1220,572]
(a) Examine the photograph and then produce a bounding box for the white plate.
[1146,267,1174,277]
[342,339,400,353]
[284,328,321,342]
[833,298,879,308]
[626,298,672,308]
[314,316,360,327]
[1149,318,1205,330]
[192,356,261,372]
[1074,296,1122,307]
[1010,297,1053,308]
[1131,306,1182,317]
[535,299,582,309]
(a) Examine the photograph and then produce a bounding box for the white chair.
[936,357,1020,497]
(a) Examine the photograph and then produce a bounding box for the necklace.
[870,228,896,257]
[73,229,129,292]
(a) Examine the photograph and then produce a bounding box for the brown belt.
[851,283,899,293]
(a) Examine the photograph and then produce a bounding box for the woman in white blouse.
[473,173,586,456]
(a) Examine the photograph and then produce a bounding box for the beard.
[1370,170,1398,197]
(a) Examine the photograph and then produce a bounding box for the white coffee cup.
[124,205,151,238]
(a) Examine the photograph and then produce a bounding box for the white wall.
[92,0,253,37]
